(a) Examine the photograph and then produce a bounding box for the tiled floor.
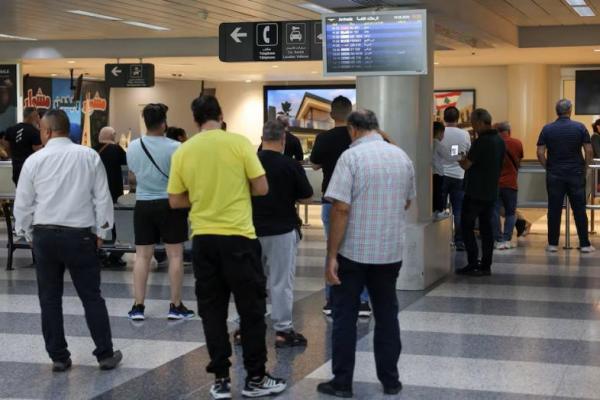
[1,208,600,399]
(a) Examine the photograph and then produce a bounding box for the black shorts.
[134,199,189,245]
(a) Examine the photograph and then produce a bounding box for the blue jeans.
[493,188,518,242]
[441,177,464,244]
[322,203,369,303]
[546,173,590,247]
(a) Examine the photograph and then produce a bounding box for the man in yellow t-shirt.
[167,95,287,400]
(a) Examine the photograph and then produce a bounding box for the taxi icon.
[289,26,303,42]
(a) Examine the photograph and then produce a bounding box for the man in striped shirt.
[317,110,416,398]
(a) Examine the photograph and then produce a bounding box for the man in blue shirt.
[126,103,194,321]
[537,99,594,253]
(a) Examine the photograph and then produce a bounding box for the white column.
[507,64,549,160]
[356,15,451,290]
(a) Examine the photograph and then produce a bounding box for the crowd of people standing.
[1,93,597,399]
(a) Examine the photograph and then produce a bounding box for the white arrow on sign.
[111,66,122,77]
[230,26,248,43]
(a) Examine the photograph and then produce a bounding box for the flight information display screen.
[323,10,428,76]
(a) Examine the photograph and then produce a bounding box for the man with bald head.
[94,126,128,267]
[14,109,122,372]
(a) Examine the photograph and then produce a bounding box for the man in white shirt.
[439,106,471,250]
[14,109,122,372]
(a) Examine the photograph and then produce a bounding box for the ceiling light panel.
[66,10,122,20]
[565,0,587,5]
[122,21,170,31]
[0,33,37,40]
[573,6,596,16]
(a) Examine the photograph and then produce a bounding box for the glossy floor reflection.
[1,208,600,399]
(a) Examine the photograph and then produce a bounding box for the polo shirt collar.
[351,132,383,148]
[557,116,571,121]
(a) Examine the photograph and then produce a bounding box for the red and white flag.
[435,91,461,110]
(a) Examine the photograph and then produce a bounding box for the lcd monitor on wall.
[323,9,428,77]
[575,70,600,115]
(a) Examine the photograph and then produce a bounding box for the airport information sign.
[104,63,155,88]
[219,21,323,62]
[323,10,428,76]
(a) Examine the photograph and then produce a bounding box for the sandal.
[275,330,308,348]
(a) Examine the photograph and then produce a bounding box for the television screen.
[263,85,356,154]
[576,70,600,115]
[323,10,428,76]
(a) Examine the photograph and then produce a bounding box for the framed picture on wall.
[434,89,476,128]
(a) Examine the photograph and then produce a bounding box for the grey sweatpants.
[259,230,299,333]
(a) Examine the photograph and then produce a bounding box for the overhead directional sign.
[219,21,322,62]
[104,63,155,88]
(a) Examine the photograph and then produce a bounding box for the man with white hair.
[318,109,415,398]
[94,126,128,267]
[537,99,594,253]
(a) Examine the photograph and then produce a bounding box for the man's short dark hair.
[443,106,460,123]
[143,103,168,131]
[433,121,445,136]
[43,109,70,134]
[347,109,379,131]
[23,107,37,120]
[331,96,353,121]
[166,126,186,142]
[191,95,222,126]
[593,118,600,134]
[471,108,493,126]
[262,120,285,141]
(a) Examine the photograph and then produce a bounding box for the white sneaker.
[495,242,507,250]
[504,242,516,249]
[546,245,559,253]
[580,246,596,253]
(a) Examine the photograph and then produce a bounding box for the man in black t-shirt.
[94,126,127,267]
[252,120,313,348]
[0,107,42,185]
[310,95,371,317]
[457,108,505,277]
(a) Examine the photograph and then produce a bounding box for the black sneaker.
[456,265,477,275]
[168,302,195,320]
[99,350,123,370]
[242,373,287,398]
[322,301,332,316]
[52,358,72,372]
[275,330,308,348]
[383,381,403,395]
[128,304,145,321]
[358,302,372,318]
[316,381,353,398]
[210,377,232,399]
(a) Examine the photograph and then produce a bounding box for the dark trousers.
[461,196,496,269]
[331,255,402,389]
[442,177,465,243]
[432,174,445,212]
[33,226,114,362]
[547,173,590,247]
[192,235,268,379]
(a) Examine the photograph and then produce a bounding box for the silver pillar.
[356,15,451,289]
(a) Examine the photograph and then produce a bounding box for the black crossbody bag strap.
[140,138,169,179]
